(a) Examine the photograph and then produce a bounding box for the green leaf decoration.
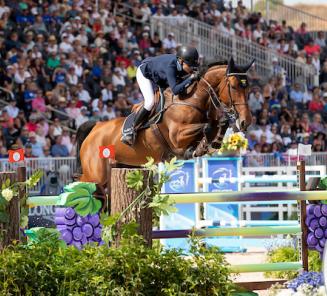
[20,215,29,228]
[100,212,120,227]
[25,170,43,188]
[5,178,10,188]
[0,196,7,206]
[0,211,9,223]
[64,182,96,194]
[164,157,184,173]
[148,194,177,217]
[121,221,139,238]
[143,157,157,172]
[318,177,327,190]
[126,170,144,191]
[59,182,101,217]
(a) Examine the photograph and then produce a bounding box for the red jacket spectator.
[304,41,320,56]
[308,99,324,112]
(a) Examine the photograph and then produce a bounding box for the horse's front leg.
[192,123,216,158]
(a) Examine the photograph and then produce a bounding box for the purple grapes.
[55,207,104,249]
[305,203,327,255]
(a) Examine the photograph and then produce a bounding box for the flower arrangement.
[218,132,248,155]
[0,170,43,228]
[269,272,325,296]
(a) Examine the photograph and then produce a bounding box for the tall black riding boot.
[121,107,150,146]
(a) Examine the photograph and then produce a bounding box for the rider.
[121,46,200,146]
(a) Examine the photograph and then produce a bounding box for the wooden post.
[110,168,152,246]
[0,171,18,249]
[297,160,308,271]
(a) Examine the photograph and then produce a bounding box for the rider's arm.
[166,66,194,95]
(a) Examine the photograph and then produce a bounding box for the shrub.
[0,230,235,296]
[264,246,322,280]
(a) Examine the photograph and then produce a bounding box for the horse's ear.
[228,57,235,73]
[245,59,255,72]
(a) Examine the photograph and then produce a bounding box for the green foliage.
[59,182,102,216]
[0,234,235,296]
[101,157,183,245]
[264,246,322,280]
[149,194,177,216]
[126,170,144,191]
[318,177,327,191]
[0,170,43,229]
[24,227,67,249]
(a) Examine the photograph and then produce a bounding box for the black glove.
[194,71,202,81]
[190,71,201,81]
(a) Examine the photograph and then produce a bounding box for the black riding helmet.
[177,46,199,69]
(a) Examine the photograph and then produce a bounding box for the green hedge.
[0,230,236,296]
[264,246,322,280]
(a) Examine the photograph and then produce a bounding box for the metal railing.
[243,152,327,167]
[0,153,325,194]
[151,16,315,85]
[0,157,77,194]
[260,0,327,32]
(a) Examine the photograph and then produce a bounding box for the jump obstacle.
[4,160,327,291]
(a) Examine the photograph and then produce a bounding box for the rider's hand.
[191,71,201,81]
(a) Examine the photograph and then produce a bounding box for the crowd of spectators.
[0,0,325,162]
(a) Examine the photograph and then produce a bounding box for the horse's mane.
[199,57,228,76]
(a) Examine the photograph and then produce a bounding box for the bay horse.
[76,57,253,186]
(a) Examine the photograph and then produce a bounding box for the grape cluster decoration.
[55,207,104,249]
[305,203,327,255]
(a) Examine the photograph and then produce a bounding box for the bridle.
[201,70,249,123]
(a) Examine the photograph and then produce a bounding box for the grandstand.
[0,0,325,161]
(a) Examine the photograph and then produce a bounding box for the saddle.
[122,88,166,136]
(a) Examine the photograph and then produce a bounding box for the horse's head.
[203,57,254,132]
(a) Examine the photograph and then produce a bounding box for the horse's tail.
[76,121,97,175]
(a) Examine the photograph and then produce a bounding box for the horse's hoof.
[184,147,195,160]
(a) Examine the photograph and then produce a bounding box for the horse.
[76,57,254,187]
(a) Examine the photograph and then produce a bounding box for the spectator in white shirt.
[74,58,84,78]
[315,31,326,48]
[75,27,89,46]
[101,83,114,103]
[46,35,58,54]
[77,83,91,104]
[248,91,263,115]
[253,23,263,41]
[4,99,19,118]
[14,66,31,84]
[66,66,78,86]
[112,68,126,89]
[102,104,117,120]
[75,106,89,128]
[140,2,151,22]
[312,52,321,75]
[59,34,73,54]
[163,33,177,52]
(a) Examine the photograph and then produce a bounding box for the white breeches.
[136,66,155,111]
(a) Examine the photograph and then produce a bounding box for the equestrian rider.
[121,46,200,146]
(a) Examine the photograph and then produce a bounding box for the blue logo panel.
[163,161,195,193]
[161,161,196,251]
[207,159,239,192]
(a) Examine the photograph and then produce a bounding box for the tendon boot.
[121,107,150,146]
